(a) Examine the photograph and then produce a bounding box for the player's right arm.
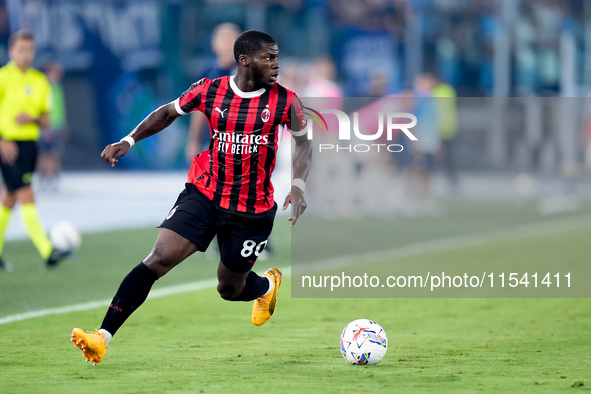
[101,102,180,167]
[102,78,210,167]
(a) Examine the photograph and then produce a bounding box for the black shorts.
[160,183,277,273]
[0,140,38,192]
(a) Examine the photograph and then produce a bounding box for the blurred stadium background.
[0,0,590,173]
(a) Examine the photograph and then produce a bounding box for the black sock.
[100,262,158,336]
[234,271,270,301]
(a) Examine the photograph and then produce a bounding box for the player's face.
[9,38,35,71]
[251,43,280,89]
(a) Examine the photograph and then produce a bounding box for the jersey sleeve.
[173,78,210,115]
[285,92,308,137]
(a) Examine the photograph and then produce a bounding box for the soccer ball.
[339,319,387,365]
[49,221,82,251]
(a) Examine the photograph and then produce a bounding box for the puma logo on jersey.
[215,107,228,118]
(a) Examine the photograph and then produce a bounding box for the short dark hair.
[233,30,276,63]
[9,29,34,48]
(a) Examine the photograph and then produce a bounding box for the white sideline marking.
[0,267,291,325]
[2,213,590,325]
[0,279,215,325]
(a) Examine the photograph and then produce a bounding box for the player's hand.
[0,140,18,165]
[101,141,131,167]
[15,113,36,125]
[282,187,307,228]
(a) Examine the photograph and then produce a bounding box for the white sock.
[99,329,112,347]
[262,275,274,296]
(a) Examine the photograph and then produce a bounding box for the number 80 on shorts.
[240,239,268,258]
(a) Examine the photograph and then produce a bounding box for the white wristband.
[120,136,135,147]
[291,178,306,193]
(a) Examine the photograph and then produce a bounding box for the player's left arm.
[101,102,181,167]
[282,133,312,227]
[282,93,312,227]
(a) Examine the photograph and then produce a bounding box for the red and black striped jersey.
[174,75,307,214]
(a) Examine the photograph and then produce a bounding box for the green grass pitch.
[1,201,590,393]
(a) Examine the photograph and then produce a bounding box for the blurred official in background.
[0,30,68,271]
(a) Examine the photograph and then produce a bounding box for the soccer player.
[71,30,312,365]
[0,30,69,272]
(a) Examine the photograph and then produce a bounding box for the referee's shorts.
[0,140,38,192]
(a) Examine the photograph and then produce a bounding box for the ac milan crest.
[166,206,178,220]
[261,108,271,123]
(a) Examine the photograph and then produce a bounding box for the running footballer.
[71,30,312,365]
